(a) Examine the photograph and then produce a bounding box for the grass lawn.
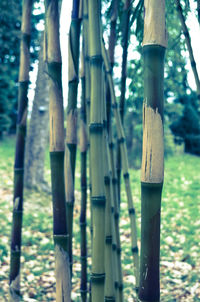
[0,136,200,301]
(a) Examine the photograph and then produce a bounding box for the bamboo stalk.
[109,137,123,302]
[65,0,82,275]
[88,1,106,301]
[9,1,33,300]
[103,76,116,302]
[44,1,71,300]
[116,0,131,204]
[138,1,167,301]
[80,46,88,302]
[175,0,200,97]
[102,39,140,292]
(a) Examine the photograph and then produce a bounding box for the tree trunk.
[24,33,49,191]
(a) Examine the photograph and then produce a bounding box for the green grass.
[0,136,200,301]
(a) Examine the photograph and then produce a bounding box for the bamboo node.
[89,123,103,133]
[118,137,125,144]
[132,246,139,253]
[123,172,129,179]
[105,296,115,302]
[90,273,105,283]
[129,208,135,215]
[104,176,110,185]
[91,196,106,207]
[90,55,103,65]
[105,235,112,244]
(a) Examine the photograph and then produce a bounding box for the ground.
[0,137,200,301]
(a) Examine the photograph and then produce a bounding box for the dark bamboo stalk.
[88,0,106,300]
[138,1,167,301]
[65,0,82,275]
[102,39,139,292]
[44,0,71,300]
[9,1,33,300]
[80,47,88,302]
[175,0,200,97]
[116,0,131,204]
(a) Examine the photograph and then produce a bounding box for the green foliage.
[170,93,200,155]
[0,0,43,137]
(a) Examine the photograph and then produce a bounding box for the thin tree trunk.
[65,0,82,276]
[9,1,33,300]
[24,33,49,191]
[175,0,200,97]
[44,1,71,301]
[138,1,167,301]
[88,0,106,301]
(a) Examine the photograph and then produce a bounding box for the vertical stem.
[9,1,33,300]
[88,0,106,301]
[80,46,88,302]
[103,77,115,302]
[45,1,71,301]
[117,0,131,204]
[65,0,82,275]
[138,1,167,301]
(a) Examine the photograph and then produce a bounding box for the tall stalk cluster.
[44,0,71,300]
[9,0,33,300]
[138,1,167,301]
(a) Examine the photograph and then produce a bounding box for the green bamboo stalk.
[175,0,200,96]
[102,39,139,291]
[116,0,131,204]
[88,0,106,301]
[83,1,92,300]
[106,0,118,135]
[138,1,167,301]
[80,47,88,302]
[83,0,92,246]
[107,132,121,302]
[103,77,116,302]
[9,1,33,300]
[44,1,71,300]
[65,0,82,275]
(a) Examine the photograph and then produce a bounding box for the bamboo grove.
[9,0,200,301]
